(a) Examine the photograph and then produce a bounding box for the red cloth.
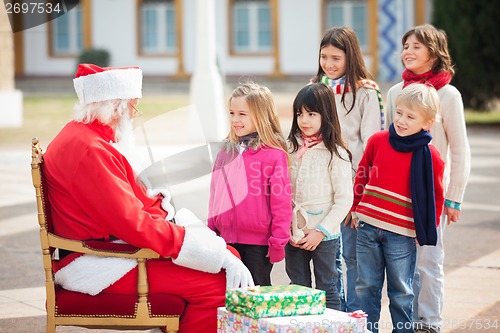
[55,288,186,316]
[402,69,451,91]
[74,63,140,78]
[296,133,323,159]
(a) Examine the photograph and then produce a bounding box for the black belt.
[58,249,73,259]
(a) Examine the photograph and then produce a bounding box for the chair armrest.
[49,233,164,309]
[48,233,162,259]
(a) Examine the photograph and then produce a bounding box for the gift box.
[226,285,326,319]
[348,310,368,333]
[217,307,367,333]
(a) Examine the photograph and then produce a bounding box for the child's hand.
[297,229,324,251]
[343,213,358,229]
[444,207,461,225]
[352,217,359,230]
[344,213,359,230]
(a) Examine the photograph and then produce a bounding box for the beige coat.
[289,140,353,242]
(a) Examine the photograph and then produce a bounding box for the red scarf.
[296,133,323,159]
[402,69,451,90]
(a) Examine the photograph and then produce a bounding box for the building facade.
[12,0,433,82]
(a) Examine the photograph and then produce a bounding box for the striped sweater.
[352,130,445,238]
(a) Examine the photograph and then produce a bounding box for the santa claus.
[43,63,254,332]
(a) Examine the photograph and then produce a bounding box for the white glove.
[147,188,175,220]
[222,249,255,290]
[172,208,226,274]
[173,208,254,289]
[174,208,206,228]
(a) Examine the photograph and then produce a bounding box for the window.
[231,0,272,54]
[325,0,368,52]
[140,0,177,55]
[50,5,83,55]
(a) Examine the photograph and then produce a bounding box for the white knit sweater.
[386,82,471,203]
[333,86,384,171]
[289,140,353,241]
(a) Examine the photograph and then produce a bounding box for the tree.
[432,0,500,111]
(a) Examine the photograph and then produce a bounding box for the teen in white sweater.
[310,27,384,312]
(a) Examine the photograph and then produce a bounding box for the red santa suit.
[42,64,250,333]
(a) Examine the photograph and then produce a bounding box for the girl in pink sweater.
[208,82,292,286]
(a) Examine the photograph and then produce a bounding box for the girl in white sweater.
[285,83,353,310]
[310,26,384,312]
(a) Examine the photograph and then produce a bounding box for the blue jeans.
[336,235,346,311]
[285,238,341,310]
[341,222,360,312]
[356,222,416,333]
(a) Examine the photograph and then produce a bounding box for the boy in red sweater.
[351,83,445,333]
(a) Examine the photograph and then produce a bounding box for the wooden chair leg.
[164,323,179,333]
[46,318,56,333]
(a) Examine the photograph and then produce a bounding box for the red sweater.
[352,130,445,238]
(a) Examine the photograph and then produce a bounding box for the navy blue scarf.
[389,124,437,246]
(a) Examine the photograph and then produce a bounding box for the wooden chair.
[31,137,184,333]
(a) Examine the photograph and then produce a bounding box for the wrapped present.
[217,307,366,333]
[348,310,367,333]
[226,285,326,319]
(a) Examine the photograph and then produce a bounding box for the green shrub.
[433,1,499,111]
[77,49,110,68]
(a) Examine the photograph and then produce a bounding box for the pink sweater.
[208,144,292,263]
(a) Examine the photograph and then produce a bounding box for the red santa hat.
[73,64,143,105]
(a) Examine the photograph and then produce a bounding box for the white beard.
[112,117,146,175]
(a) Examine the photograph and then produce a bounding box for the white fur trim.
[54,255,137,296]
[147,188,172,202]
[147,189,175,220]
[160,199,175,220]
[172,208,226,273]
[174,208,205,228]
[73,68,143,104]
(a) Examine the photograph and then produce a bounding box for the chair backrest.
[31,137,181,333]
[31,137,58,320]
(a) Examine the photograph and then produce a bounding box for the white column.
[189,0,228,143]
[0,5,23,128]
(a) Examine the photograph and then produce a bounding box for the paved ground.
[0,82,499,332]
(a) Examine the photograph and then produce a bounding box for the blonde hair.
[396,83,440,121]
[228,82,287,152]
